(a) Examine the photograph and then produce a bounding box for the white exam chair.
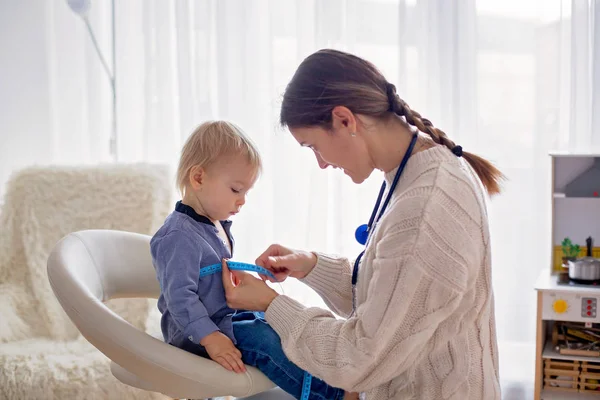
[47,229,293,400]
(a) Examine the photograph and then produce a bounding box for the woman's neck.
[367,117,427,174]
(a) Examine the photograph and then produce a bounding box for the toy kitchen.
[535,153,600,399]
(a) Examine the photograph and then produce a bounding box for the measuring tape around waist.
[198,261,312,400]
[199,261,278,281]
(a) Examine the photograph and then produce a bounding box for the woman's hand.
[254,244,318,282]
[221,259,279,312]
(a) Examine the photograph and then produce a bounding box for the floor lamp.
[66,0,118,161]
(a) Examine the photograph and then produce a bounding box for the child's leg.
[232,311,345,400]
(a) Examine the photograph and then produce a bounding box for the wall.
[0,0,113,201]
[0,0,54,200]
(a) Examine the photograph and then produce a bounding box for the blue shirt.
[151,201,237,347]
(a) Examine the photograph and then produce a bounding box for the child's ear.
[189,166,204,189]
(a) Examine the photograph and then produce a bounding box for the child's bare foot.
[344,391,359,400]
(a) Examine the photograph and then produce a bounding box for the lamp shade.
[66,0,92,17]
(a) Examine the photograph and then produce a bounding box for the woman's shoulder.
[376,149,490,288]
[379,147,489,251]
[395,146,486,219]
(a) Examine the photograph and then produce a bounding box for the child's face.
[191,156,258,221]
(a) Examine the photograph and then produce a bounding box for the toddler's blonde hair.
[177,121,262,195]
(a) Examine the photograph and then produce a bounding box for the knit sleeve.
[300,252,354,318]
[265,201,476,392]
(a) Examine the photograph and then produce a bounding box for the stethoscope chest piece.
[355,224,369,246]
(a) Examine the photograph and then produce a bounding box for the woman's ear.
[331,106,357,136]
[189,165,204,190]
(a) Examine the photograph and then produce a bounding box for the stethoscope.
[351,132,418,313]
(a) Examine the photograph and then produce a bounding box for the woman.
[222,49,502,400]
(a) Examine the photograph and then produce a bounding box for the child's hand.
[200,331,246,373]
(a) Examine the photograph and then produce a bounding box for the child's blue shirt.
[151,201,237,347]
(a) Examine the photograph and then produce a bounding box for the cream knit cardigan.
[265,146,501,400]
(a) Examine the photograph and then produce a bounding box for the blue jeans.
[180,311,345,400]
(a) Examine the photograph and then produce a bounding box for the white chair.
[47,229,292,400]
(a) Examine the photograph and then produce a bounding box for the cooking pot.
[568,237,600,282]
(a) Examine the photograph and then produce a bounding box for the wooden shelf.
[541,389,600,399]
[550,151,600,157]
[554,193,600,199]
[543,341,600,363]
[541,341,600,398]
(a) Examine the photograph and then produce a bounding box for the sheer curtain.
[2,0,600,394]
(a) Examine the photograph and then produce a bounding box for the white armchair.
[47,229,281,399]
[0,164,172,399]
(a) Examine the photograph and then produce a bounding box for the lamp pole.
[67,0,117,161]
[110,0,116,160]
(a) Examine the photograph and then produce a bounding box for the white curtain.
[2,0,600,396]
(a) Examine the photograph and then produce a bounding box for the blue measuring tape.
[199,261,277,281]
[301,371,312,400]
[199,261,313,400]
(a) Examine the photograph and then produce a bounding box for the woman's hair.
[280,49,504,196]
[177,120,262,195]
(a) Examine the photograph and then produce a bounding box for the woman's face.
[289,108,374,183]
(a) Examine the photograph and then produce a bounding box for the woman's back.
[354,144,500,399]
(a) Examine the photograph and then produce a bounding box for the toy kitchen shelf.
[534,152,600,400]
